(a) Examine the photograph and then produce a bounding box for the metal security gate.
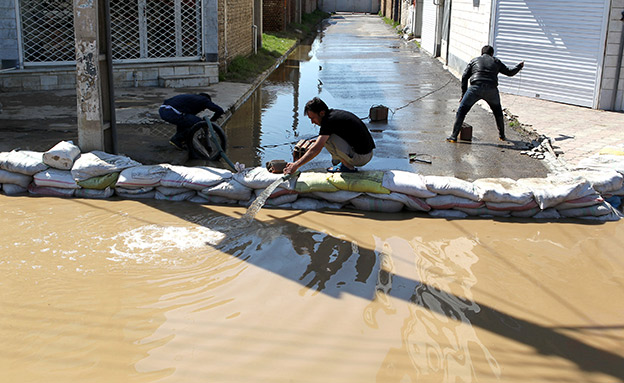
[17,0,203,66]
[420,0,438,56]
[319,0,380,13]
[492,0,610,108]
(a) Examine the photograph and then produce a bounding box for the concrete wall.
[218,0,255,68]
[598,0,624,111]
[303,0,318,14]
[446,0,493,78]
[0,0,19,69]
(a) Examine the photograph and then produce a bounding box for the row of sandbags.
[0,141,623,221]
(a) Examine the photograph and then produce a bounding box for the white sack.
[33,169,80,189]
[115,186,154,194]
[201,179,253,201]
[473,178,533,204]
[117,165,170,188]
[0,169,32,188]
[555,194,603,210]
[568,169,624,194]
[28,184,75,197]
[426,195,484,210]
[233,167,289,189]
[312,190,361,203]
[428,209,469,219]
[349,196,404,213]
[160,165,232,190]
[575,154,624,174]
[454,207,510,217]
[517,174,595,209]
[382,170,436,198]
[254,187,298,206]
[0,150,48,175]
[425,175,480,201]
[367,192,430,212]
[485,200,538,211]
[291,198,342,211]
[193,194,240,205]
[2,183,27,195]
[156,186,195,196]
[557,202,612,218]
[71,151,141,181]
[75,187,115,199]
[155,190,196,201]
[533,208,561,220]
[510,208,542,218]
[43,141,81,170]
[115,189,156,199]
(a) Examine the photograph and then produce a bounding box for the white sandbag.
[160,165,232,190]
[192,194,239,205]
[578,209,622,222]
[533,208,561,219]
[155,190,196,201]
[367,192,431,212]
[425,175,480,201]
[156,186,195,196]
[233,167,289,189]
[382,170,436,198]
[71,151,141,181]
[568,169,624,194]
[33,169,80,189]
[0,150,48,175]
[510,208,542,218]
[557,202,612,218]
[473,178,533,204]
[607,184,624,196]
[254,187,298,206]
[291,198,343,211]
[75,187,115,199]
[575,154,624,174]
[555,194,603,210]
[426,195,484,210]
[517,174,595,209]
[312,190,361,203]
[201,179,253,201]
[454,207,510,217]
[28,184,75,197]
[115,186,154,194]
[428,209,469,219]
[42,141,81,170]
[485,199,538,211]
[116,164,170,188]
[0,169,32,188]
[350,196,404,213]
[115,189,156,199]
[2,183,28,195]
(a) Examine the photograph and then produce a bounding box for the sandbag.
[485,199,538,211]
[254,187,298,206]
[0,169,32,188]
[233,167,289,189]
[312,190,361,203]
[517,174,595,209]
[349,195,404,213]
[473,178,533,204]
[71,151,140,181]
[0,150,48,175]
[455,207,510,217]
[555,194,603,210]
[426,195,484,210]
[510,208,542,218]
[569,169,624,194]
[155,190,196,201]
[201,179,253,201]
[575,154,624,174]
[328,171,390,194]
[295,172,339,193]
[382,170,436,198]
[160,165,232,190]
[193,194,240,205]
[43,141,81,170]
[75,187,115,199]
[428,209,469,219]
[367,192,431,212]
[28,184,75,198]
[33,169,80,189]
[115,189,156,199]
[156,186,195,196]
[557,202,612,218]
[115,186,154,194]
[2,183,28,195]
[533,208,561,220]
[116,165,170,188]
[291,198,342,211]
[77,172,119,190]
[425,175,480,201]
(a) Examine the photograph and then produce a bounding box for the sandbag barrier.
[1,141,623,222]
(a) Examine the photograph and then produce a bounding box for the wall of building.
[445,0,493,78]
[263,0,286,31]
[0,0,18,69]
[303,0,318,14]
[218,0,255,68]
[598,0,624,111]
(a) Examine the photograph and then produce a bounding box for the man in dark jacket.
[283,97,376,174]
[159,93,225,150]
[447,45,524,142]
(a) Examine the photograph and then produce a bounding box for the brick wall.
[264,0,285,32]
[218,0,255,68]
[0,0,18,69]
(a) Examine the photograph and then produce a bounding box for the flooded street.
[2,195,624,382]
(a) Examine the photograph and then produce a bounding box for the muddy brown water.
[2,194,623,382]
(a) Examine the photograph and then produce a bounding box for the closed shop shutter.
[493,0,609,107]
[421,0,438,56]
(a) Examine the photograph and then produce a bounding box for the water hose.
[204,116,238,172]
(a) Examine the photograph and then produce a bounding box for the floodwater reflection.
[2,195,623,382]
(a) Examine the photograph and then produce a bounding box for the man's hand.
[283,162,298,175]
[518,61,525,69]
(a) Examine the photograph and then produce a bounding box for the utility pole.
[73,0,117,153]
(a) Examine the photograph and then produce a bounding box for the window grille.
[18,0,202,65]
[19,0,76,64]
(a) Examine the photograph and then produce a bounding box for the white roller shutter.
[421,0,438,56]
[493,0,609,108]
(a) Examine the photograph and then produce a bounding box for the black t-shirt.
[318,109,375,154]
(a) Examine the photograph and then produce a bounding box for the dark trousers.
[159,106,202,138]
[451,83,505,139]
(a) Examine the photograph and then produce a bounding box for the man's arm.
[498,59,524,77]
[283,135,329,174]
[460,60,474,97]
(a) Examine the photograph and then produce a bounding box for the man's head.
[481,45,494,56]
[304,97,329,125]
[199,93,212,101]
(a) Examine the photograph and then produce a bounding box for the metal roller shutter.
[421,0,438,56]
[492,0,609,108]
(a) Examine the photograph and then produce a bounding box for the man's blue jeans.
[451,83,505,139]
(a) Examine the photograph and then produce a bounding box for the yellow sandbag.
[599,146,624,156]
[77,172,119,190]
[295,172,339,193]
[328,171,390,194]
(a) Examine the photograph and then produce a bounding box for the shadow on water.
[121,196,624,381]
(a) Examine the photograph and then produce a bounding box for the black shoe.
[499,136,507,142]
[169,135,186,150]
[446,136,458,143]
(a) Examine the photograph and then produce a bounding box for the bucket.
[460,123,472,141]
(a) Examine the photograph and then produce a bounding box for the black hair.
[481,45,494,56]
[199,93,212,101]
[304,97,329,115]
